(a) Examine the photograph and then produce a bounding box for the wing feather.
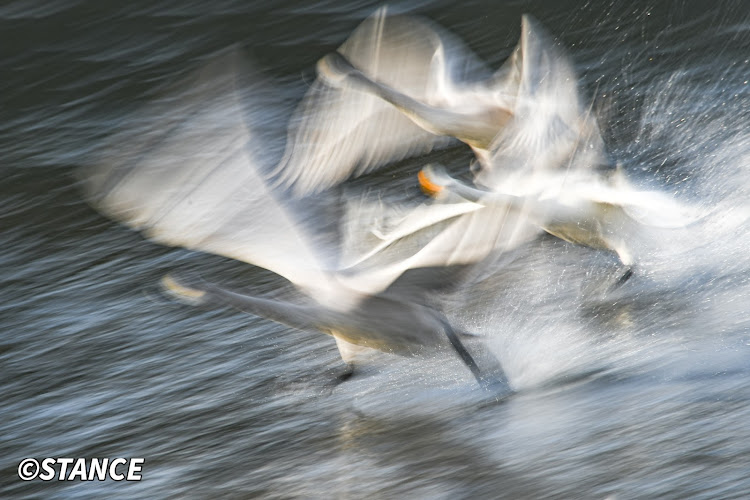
[278,8,488,195]
[80,49,335,293]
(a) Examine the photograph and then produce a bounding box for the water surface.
[2,1,750,498]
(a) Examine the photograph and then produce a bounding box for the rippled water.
[2,1,750,498]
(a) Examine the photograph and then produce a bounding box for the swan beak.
[161,274,207,304]
[418,168,444,197]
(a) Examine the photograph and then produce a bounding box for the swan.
[79,47,513,392]
[313,11,695,276]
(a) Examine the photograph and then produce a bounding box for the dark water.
[2,1,750,498]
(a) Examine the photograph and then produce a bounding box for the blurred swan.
[257,9,591,277]
[418,163,699,272]
[315,11,696,275]
[275,6,507,195]
[311,12,605,181]
[79,47,513,391]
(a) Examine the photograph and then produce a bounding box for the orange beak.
[418,169,444,197]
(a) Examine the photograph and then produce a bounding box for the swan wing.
[478,15,607,188]
[277,8,489,195]
[80,48,335,294]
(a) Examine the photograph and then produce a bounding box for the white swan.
[314,11,696,275]
[79,47,513,391]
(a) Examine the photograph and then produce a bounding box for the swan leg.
[332,334,379,382]
[611,266,634,289]
[441,320,511,394]
[335,363,355,384]
[609,239,635,290]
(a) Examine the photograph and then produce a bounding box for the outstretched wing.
[339,197,541,295]
[477,15,608,189]
[276,7,489,195]
[79,48,335,294]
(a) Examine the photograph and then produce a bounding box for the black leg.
[335,363,355,384]
[441,320,511,394]
[610,266,635,291]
